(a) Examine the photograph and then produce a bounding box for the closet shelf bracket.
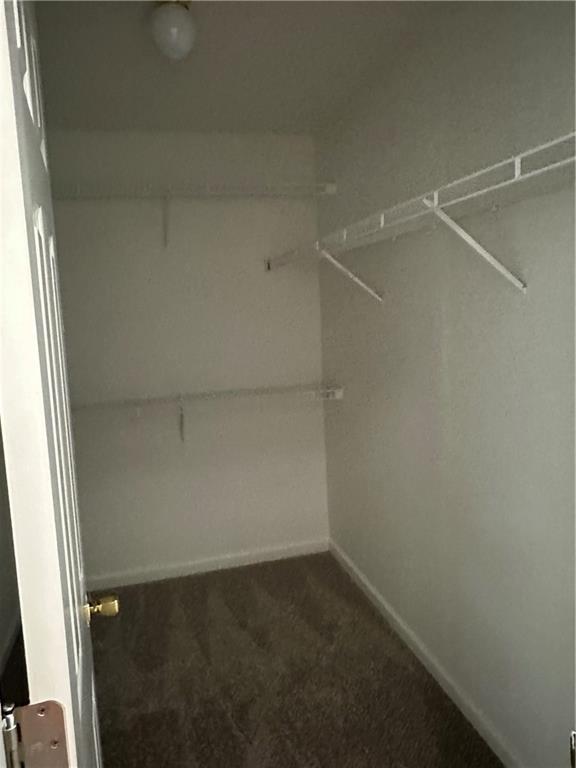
[316,244,384,304]
[422,198,527,293]
[266,243,384,305]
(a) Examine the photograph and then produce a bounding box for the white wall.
[0,432,20,671]
[52,132,328,587]
[318,4,574,768]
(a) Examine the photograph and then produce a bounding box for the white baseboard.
[87,538,329,590]
[330,539,523,768]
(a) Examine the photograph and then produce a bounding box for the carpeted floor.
[92,552,503,768]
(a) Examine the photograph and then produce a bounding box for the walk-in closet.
[1,2,574,767]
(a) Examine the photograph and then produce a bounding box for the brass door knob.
[83,594,120,625]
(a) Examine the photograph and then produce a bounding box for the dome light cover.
[151,2,196,61]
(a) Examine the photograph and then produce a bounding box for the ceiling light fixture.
[151,2,196,61]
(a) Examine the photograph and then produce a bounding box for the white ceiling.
[36,1,436,134]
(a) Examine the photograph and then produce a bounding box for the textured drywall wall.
[53,132,328,586]
[318,3,574,767]
[319,2,574,229]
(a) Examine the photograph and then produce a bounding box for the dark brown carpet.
[92,553,503,768]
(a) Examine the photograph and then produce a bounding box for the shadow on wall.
[0,429,27,704]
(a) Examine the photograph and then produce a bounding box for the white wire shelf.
[55,182,338,201]
[268,132,575,300]
[73,383,344,412]
[58,182,338,248]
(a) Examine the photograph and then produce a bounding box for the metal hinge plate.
[2,700,69,768]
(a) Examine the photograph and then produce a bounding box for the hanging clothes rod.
[268,132,575,295]
[73,383,344,412]
[55,182,338,201]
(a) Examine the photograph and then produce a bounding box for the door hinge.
[2,700,69,768]
[571,730,576,768]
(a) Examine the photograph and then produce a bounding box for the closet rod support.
[423,199,527,294]
[316,245,384,304]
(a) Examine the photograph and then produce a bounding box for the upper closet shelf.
[267,132,575,301]
[58,182,337,248]
[55,182,337,201]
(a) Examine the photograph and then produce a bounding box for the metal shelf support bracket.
[422,199,527,294]
[316,244,384,304]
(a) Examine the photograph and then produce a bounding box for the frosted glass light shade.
[151,3,196,61]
